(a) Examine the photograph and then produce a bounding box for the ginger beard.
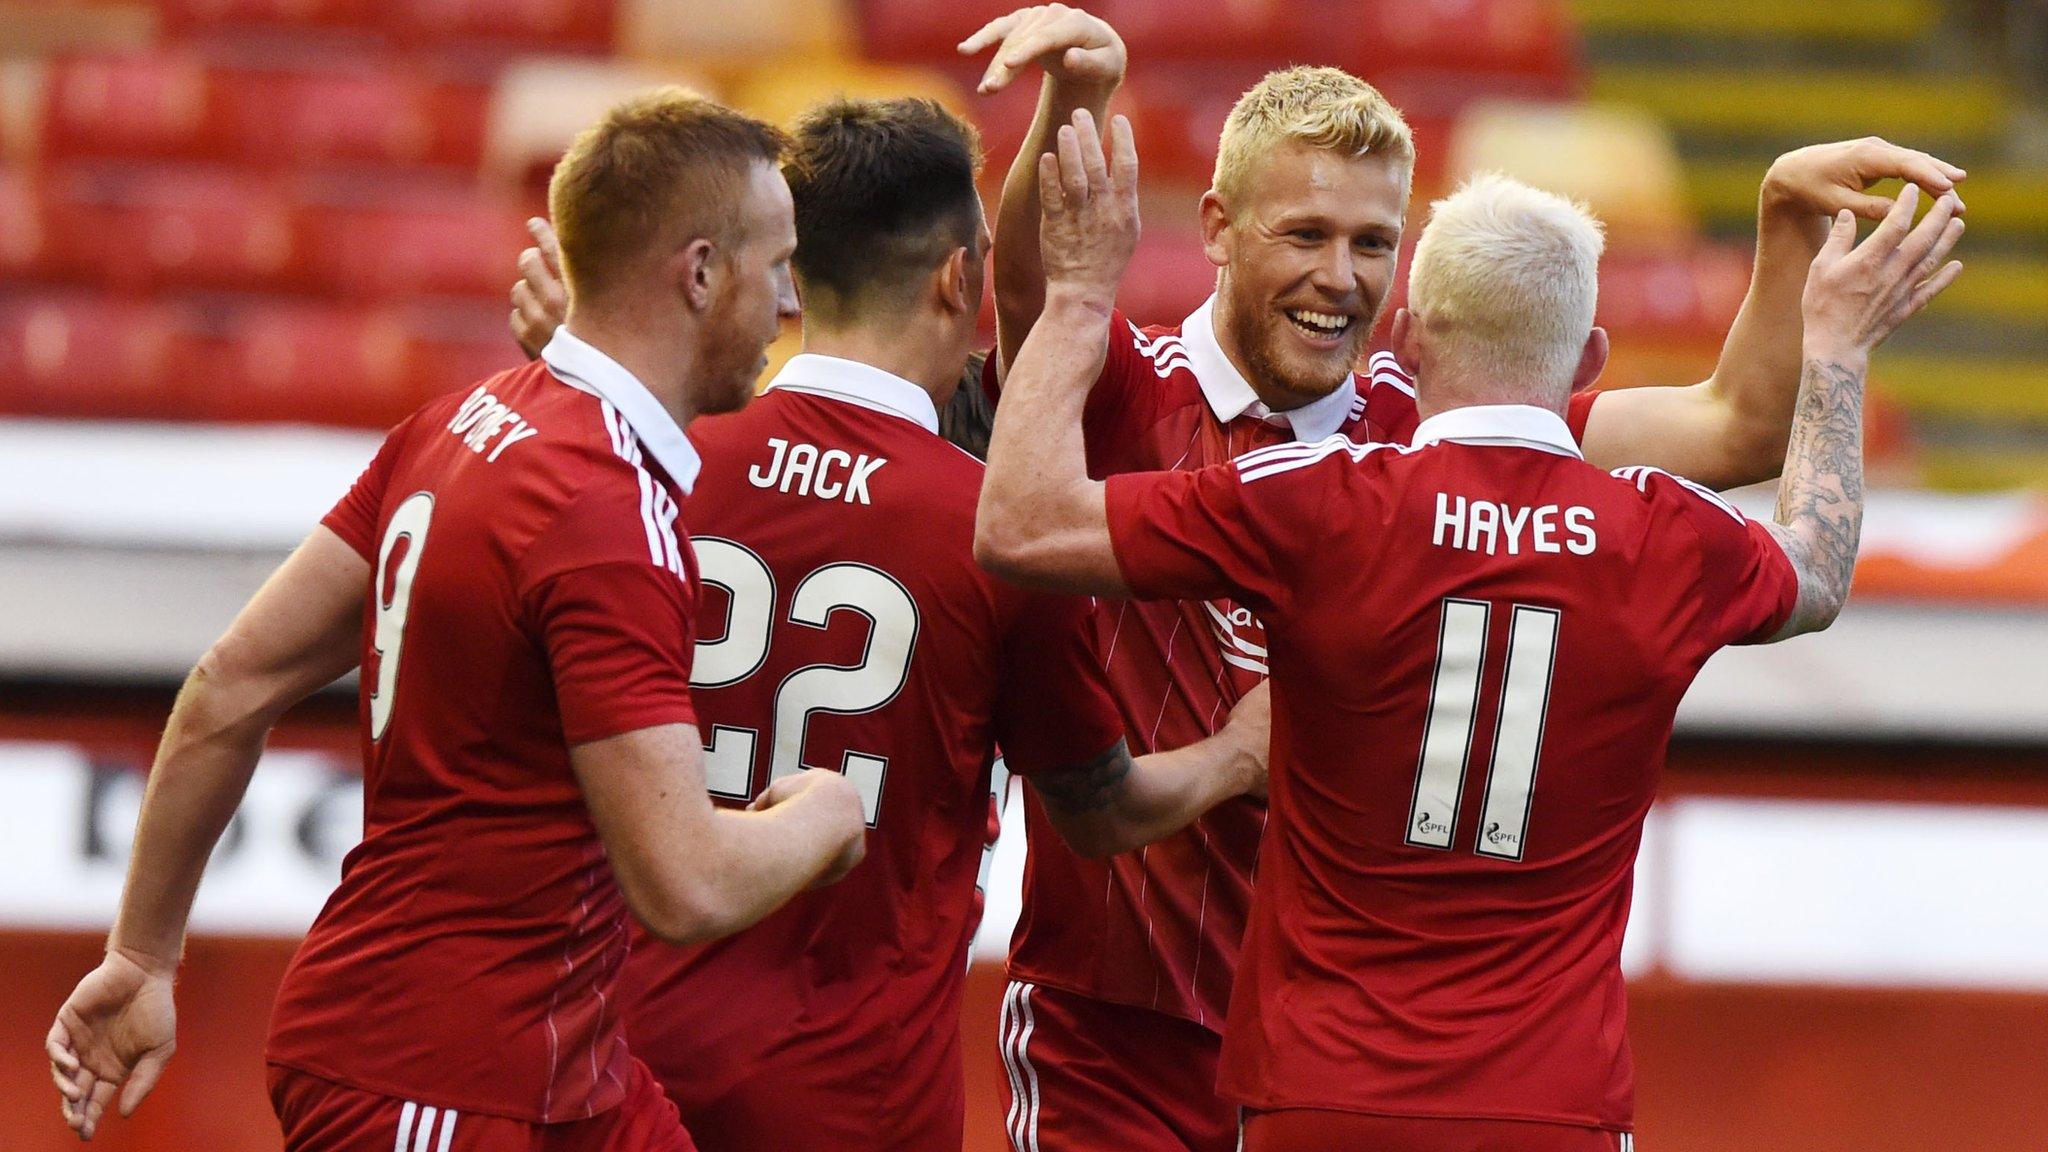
[1206,141,1411,409]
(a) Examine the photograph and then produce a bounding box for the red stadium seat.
[296,184,534,300]
[0,169,53,281]
[36,53,228,163]
[210,66,492,172]
[1594,245,1752,344]
[151,0,380,37]
[0,293,176,419]
[1113,223,1222,327]
[40,165,300,292]
[160,300,414,425]
[1352,0,1579,91]
[380,0,617,54]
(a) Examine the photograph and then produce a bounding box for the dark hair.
[549,87,788,302]
[784,98,983,322]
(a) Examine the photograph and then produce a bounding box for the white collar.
[541,326,702,493]
[763,353,940,434]
[1411,404,1582,458]
[1181,294,1356,443]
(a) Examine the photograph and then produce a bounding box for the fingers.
[1840,190,1901,221]
[1858,183,1919,257]
[517,246,564,303]
[957,10,1023,56]
[1070,109,1110,195]
[1108,113,1139,199]
[81,1076,116,1140]
[1894,193,1962,274]
[1037,150,1065,218]
[120,1048,171,1117]
[1905,259,1965,314]
[1055,122,1088,204]
[525,218,562,276]
[1817,208,1857,265]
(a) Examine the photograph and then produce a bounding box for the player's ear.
[1199,190,1232,269]
[1572,326,1609,392]
[936,246,973,315]
[1390,308,1421,377]
[672,237,717,313]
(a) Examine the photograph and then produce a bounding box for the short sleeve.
[519,479,700,745]
[321,417,415,561]
[990,592,1125,777]
[986,311,1142,463]
[529,561,699,745]
[1103,448,1332,615]
[1653,474,1800,647]
[1566,388,1600,443]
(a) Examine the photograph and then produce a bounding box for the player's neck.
[802,322,964,409]
[560,311,701,427]
[1413,373,1569,424]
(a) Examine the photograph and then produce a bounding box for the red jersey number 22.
[690,536,920,827]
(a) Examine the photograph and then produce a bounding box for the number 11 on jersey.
[1405,597,1560,861]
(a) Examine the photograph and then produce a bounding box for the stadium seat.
[209,65,492,172]
[619,0,851,70]
[0,168,50,279]
[40,164,300,292]
[482,57,713,188]
[35,52,224,163]
[1113,224,1222,328]
[1594,245,1750,344]
[1445,99,1694,252]
[378,0,617,54]
[160,300,414,425]
[1351,0,1579,88]
[151,0,379,38]
[296,183,533,300]
[0,293,173,418]
[726,57,968,131]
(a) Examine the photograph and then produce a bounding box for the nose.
[777,275,802,321]
[1309,241,1354,296]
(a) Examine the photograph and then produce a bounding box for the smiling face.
[697,160,801,414]
[1204,139,1410,409]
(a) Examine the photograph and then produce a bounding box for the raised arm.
[1033,683,1269,857]
[49,527,369,1140]
[959,4,1126,377]
[1581,139,1965,489]
[974,109,1140,594]
[573,729,865,946]
[1766,186,1963,639]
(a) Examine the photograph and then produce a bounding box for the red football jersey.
[268,329,704,1123]
[1104,403,1799,1127]
[996,297,1598,1028]
[616,355,1125,1146]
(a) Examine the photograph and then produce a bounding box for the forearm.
[108,667,280,966]
[686,797,852,939]
[1768,351,1867,636]
[976,288,1121,593]
[1037,733,1259,858]
[994,75,1119,372]
[1702,191,1834,482]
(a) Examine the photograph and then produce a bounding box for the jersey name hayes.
[1433,493,1597,557]
[748,437,888,505]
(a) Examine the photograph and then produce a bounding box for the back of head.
[548,87,788,305]
[784,98,983,326]
[1406,173,1606,399]
[1212,65,1415,214]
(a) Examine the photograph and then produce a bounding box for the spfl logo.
[1415,811,1451,838]
[1484,821,1518,849]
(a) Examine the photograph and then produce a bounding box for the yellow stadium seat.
[726,57,970,133]
[619,0,854,75]
[481,58,718,188]
[1446,99,1696,252]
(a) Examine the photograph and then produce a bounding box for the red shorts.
[645,1040,964,1152]
[268,1059,696,1152]
[1244,1109,1631,1152]
[995,978,1236,1152]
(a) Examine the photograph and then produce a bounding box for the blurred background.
[0,0,2044,1148]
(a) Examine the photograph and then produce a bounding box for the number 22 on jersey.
[1405,597,1560,862]
[691,537,920,825]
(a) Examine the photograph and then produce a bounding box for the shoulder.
[1608,464,1748,524]
[1233,433,1404,486]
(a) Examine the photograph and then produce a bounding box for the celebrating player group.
[48,4,1966,1150]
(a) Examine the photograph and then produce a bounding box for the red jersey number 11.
[1403,598,1560,862]
[691,536,920,826]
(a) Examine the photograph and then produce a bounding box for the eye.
[1354,234,1394,253]
[1290,228,1323,243]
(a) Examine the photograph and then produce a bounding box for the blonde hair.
[1211,66,1415,210]
[1406,172,1606,389]
[548,87,788,302]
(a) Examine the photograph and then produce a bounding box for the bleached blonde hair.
[1211,66,1415,212]
[1407,172,1606,390]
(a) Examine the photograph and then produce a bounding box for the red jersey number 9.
[369,492,434,741]
[691,537,920,826]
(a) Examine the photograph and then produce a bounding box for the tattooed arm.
[1763,187,1964,639]
[1031,684,1269,857]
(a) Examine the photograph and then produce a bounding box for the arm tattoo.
[1770,357,1866,634]
[1034,739,1133,815]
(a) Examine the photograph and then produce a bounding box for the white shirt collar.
[1410,404,1582,458]
[540,326,703,493]
[763,353,940,434]
[1180,294,1355,443]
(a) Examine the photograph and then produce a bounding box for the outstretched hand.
[511,217,569,360]
[1803,185,1965,362]
[1038,109,1140,302]
[48,950,178,1141]
[1765,137,1967,223]
[957,4,1127,96]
